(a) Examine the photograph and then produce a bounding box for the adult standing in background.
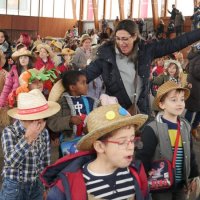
[168,4,177,21]
[83,19,200,115]
[174,9,185,37]
[185,43,200,140]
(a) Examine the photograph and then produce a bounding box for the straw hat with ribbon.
[58,48,75,56]
[12,47,33,61]
[7,89,60,120]
[48,79,65,102]
[153,81,190,111]
[51,41,62,51]
[77,104,148,151]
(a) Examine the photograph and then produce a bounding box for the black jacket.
[84,29,200,114]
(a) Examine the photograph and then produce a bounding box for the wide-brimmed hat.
[58,48,75,56]
[7,89,60,120]
[153,81,190,111]
[164,59,183,73]
[77,104,148,151]
[0,51,6,67]
[36,43,53,57]
[80,34,92,45]
[51,41,62,50]
[48,79,65,102]
[12,47,33,61]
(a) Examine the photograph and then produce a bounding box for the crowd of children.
[0,18,200,200]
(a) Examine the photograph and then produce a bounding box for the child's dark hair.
[62,70,86,92]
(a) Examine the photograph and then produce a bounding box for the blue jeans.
[0,178,44,200]
[185,110,200,129]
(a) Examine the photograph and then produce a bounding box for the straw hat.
[51,41,62,50]
[7,89,60,120]
[36,43,53,56]
[77,104,148,151]
[164,59,183,73]
[80,34,92,45]
[48,79,65,102]
[12,48,33,61]
[58,48,75,56]
[0,51,6,67]
[153,81,190,111]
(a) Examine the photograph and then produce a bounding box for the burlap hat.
[12,48,33,61]
[48,79,65,102]
[153,81,190,111]
[77,104,148,151]
[58,48,75,56]
[7,89,60,120]
[80,34,92,45]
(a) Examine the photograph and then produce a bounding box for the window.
[54,0,65,18]
[0,0,6,14]
[31,0,39,16]
[42,0,53,17]
[19,0,30,16]
[7,0,19,15]
[65,0,73,19]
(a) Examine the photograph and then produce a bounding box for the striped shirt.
[162,117,184,183]
[1,120,51,183]
[82,163,135,200]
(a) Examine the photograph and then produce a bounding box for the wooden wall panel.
[12,16,38,30]
[38,18,76,38]
[0,15,12,29]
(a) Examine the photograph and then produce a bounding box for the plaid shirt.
[1,120,51,183]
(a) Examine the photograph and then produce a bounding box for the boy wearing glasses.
[40,104,150,200]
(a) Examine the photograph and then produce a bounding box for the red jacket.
[40,151,150,200]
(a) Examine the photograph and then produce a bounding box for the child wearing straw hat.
[136,81,199,200]
[40,104,150,200]
[0,89,60,200]
[0,47,34,108]
[57,48,75,73]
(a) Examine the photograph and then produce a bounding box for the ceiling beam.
[92,0,99,30]
[72,0,77,19]
[118,0,124,20]
[151,0,159,30]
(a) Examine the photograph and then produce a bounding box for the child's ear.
[93,141,106,153]
[69,85,74,91]
[159,101,165,110]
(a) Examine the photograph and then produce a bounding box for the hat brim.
[77,114,148,151]
[7,101,60,120]
[48,80,65,102]
[153,86,190,111]
[12,53,33,61]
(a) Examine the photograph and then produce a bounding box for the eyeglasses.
[115,35,134,43]
[102,137,141,150]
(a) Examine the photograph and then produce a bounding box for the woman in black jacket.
[83,19,200,115]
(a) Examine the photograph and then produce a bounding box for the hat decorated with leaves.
[7,89,60,120]
[153,81,190,111]
[77,104,148,151]
[16,68,57,95]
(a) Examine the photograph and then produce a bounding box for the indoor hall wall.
[0,15,77,41]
